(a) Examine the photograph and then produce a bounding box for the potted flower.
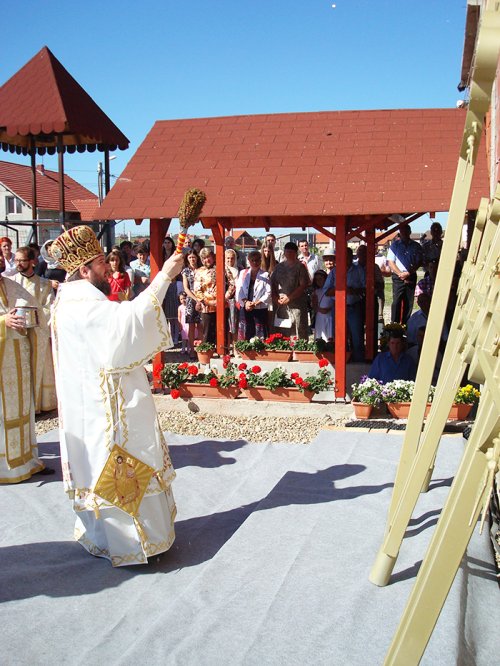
[381,380,435,419]
[449,384,480,420]
[262,333,293,361]
[194,341,216,365]
[162,361,241,399]
[350,376,383,419]
[240,360,333,402]
[234,336,266,360]
[292,337,329,362]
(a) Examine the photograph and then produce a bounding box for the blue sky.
[2,1,468,236]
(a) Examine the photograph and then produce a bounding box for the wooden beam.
[212,221,226,356]
[335,217,347,399]
[365,228,376,359]
[151,217,171,390]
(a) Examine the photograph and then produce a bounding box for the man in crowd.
[421,221,443,270]
[0,253,48,483]
[325,247,366,361]
[265,233,284,262]
[368,331,416,383]
[270,241,310,338]
[387,224,423,325]
[51,225,183,566]
[406,292,448,349]
[298,239,320,280]
[13,246,57,412]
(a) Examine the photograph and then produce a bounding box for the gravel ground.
[36,410,345,444]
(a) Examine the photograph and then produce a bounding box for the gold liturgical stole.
[94,445,154,517]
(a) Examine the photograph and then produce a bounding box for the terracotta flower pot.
[237,350,259,360]
[448,403,473,421]
[244,387,314,402]
[352,402,373,420]
[196,350,214,365]
[386,402,411,419]
[238,349,293,362]
[178,383,240,399]
[292,350,321,362]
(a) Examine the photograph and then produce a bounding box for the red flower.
[302,382,310,390]
[209,377,219,387]
[294,377,303,386]
[290,372,299,379]
[251,365,261,374]
[222,354,231,368]
[238,362,247,370]
[178,362,189,369]
[238,378,248,389]
[238,372,247,380]
[170,389,180,399]
[318,358,329,368]
[187,365,198,375]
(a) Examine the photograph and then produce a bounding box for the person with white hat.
[51,225,183,566]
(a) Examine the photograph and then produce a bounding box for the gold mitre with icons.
[93,445,155,517]
[49,225,104,277]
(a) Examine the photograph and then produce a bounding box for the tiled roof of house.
[0,46,129,155]
[0,160,97,214]
[97,108,488,222]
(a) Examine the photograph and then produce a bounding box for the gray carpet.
[0,428,497,665]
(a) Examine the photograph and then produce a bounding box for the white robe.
[0,278,44,483]
[13,273,57,412]
[52,271,176,567]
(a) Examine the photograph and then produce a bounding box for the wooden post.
[151,217,171,390]
[335,217,347,398]
[30,138,38,243]
[365,228,376,359]
[57,135,65,228]
[212,221,226,356]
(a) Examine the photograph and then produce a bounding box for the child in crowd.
[312,269,334,342]
[178,292,189,354]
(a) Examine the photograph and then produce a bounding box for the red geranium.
[170,389,181,399]
[238,362,247,370]
[238,378,248,389]
[209,377,219,387]
[318,358,329,368]
[294,377,303,386]
[302,381,310,390]
[251,365,261,374]
[290,372,299,379]
[187,365,198,375]
[222,354,231,369]
[178,362,189,370]
[239,372,247,380]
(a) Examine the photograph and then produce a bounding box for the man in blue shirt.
[368,333,416,383]
[387,224,423,325]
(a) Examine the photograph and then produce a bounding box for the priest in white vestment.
[0,255,46,483]
[51,226,183,567]
[13,246,57,412]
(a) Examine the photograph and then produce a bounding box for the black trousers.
[391,275,416,325]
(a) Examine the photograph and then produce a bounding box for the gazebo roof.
[0,46,129,155]
[97,108,488,223]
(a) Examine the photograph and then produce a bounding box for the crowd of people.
[1,222,453,370]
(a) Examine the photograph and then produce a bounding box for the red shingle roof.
[97,108,488,222]
[0,46,129,155]
[0,160,97,215]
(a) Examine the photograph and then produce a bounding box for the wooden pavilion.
[0,46,129,243]
[97,108,488,398]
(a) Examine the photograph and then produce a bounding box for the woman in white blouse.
[236,250,271,340]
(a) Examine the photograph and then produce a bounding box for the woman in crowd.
[1,237,17,276]
[311,269,334,341]
[225,249,240,351]
[191,238,205,256]
[194,247,235,344]
[162,236,181,344]
[106,249,131,302]
[260,242,277,276]
[236,250,271,340]
[181,250,202,358]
